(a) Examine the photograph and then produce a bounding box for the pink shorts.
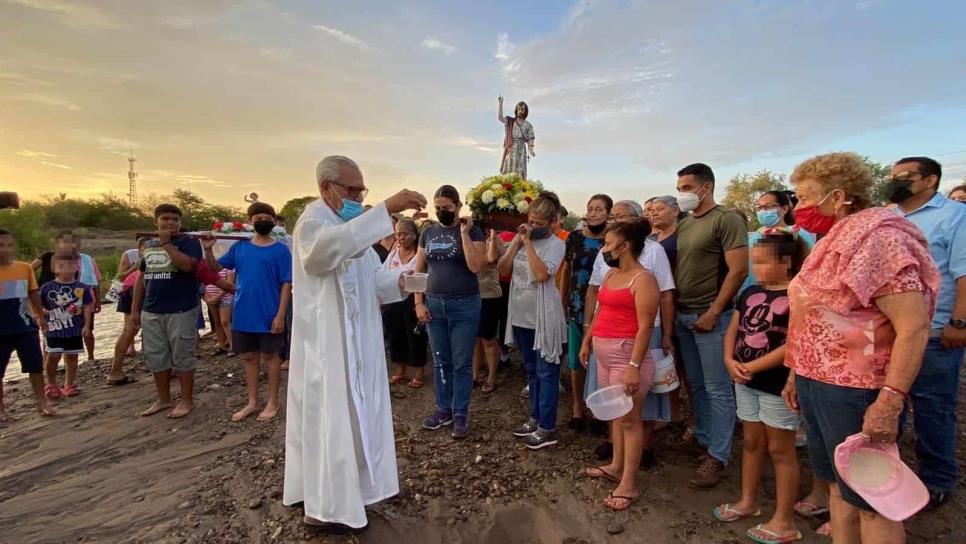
[593,337,655,390]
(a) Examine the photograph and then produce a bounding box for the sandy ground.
[1,336,963,544]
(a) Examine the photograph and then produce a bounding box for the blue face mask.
[338,199,364,222]
[756,209,782,228]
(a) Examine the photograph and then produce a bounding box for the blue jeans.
[514,326,562,432]
[675,311,736,464]
[909,336,965,494]
[426,295,481,418]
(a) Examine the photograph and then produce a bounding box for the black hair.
[247,202,276,219]
[434,185,461,205]
[606,218,652,258]
[677,162,715,185]
[588,194,614,212]
[949,184,966,197]
[896,156,942,183]
[515,101,529,120]
[53,252,78,262]
[755,232,810,277]
[154,203,183,219]
[558,205,568,219]
[54,230,76,241]
[0,228,11,237]
[761,190,797,225]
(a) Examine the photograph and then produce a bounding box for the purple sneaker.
[422,410,453,430]
[451,415,469,439]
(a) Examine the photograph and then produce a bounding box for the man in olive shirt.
[673,163,749,488]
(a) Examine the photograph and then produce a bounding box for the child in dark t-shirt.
[40,254,93,399]
[714,232,810,542]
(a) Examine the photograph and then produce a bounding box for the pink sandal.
[44,384,63,400]
[62,384,80,397]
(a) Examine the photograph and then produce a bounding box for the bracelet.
[628,361,640,369]
[881,385,908,401]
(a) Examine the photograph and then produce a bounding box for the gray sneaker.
[422,410,453,430]
[523,429,558,450]
[512,418,538,437]
[520,385,530,399]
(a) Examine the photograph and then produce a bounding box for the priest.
[283,155,427,532]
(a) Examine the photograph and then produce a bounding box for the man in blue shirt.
[201,202,292,423]
[891,156,966,510]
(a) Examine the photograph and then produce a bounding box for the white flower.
[221,223,233,233]
[242,223,252,231]
[490,183,502,191]
[516,200,528,213]
[482,190,495,204]
[496,198,512,210]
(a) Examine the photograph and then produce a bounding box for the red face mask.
[794,192,837,235]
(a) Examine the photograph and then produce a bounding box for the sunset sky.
[2,0,965,213]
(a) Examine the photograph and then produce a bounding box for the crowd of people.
[1,152,964,543]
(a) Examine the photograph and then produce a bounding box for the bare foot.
[168,400,193,419]
[141,400,173,417]
[37,401,57,417]
[232,403,259,422]
[256,403,279,422]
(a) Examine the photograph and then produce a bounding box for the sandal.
[604,493,639,512]
[482,382,496,393]
[44,384,63,400]
[816,522,831,538]
[585,466,621,483]
[389,374,405,385]
[408,377,425,389]
[107,375,136,386]
[793,500,829,517]
[746,524,803,544]
[712,503,762,523]
[62,384,80,397]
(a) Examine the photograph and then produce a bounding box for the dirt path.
[1,338,962,543]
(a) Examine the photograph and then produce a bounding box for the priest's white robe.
[283,200,404,528]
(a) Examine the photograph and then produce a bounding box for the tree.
[279,196,316,226]
[721,170,788,229]
[0,203,50,260]
[864,157,892,206]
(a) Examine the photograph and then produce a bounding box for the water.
[4,302,209,383]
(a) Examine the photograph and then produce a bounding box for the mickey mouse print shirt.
[419,224,484,298]
[733,284,790,395]
[40,279,92,338]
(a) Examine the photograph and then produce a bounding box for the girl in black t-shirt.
[714,233,809,544]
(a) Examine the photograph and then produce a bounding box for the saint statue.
[498,95,535,178]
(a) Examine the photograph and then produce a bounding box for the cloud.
[494,33,513,61]
[311,24,371,51]
[6,92,80,111]
[0,69,53,88]
[4,0,121,29]
[421,37,458,55]
[40,160,72,169]
[259,47,293,62]
[17,149,56,159]
[175,174,229,188]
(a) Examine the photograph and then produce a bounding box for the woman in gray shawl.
[498,95,535,178]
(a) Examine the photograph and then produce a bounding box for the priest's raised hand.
[385,189,427,215]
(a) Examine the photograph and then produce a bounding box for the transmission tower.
[128,149,138,208]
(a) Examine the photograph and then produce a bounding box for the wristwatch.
[950,318,966,330]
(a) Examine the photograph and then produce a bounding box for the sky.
[2,0,965,214]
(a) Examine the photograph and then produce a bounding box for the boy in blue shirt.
[40,253,93,400]
[201,202,292,422]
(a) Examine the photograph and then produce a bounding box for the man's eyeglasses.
[331,181,369,199]
[886,172,923,184]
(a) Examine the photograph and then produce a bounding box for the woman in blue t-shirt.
[740,190,816,293]
[414,185,485,439]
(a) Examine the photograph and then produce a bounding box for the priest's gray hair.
[614,200,644,217]
[316,155,360,188]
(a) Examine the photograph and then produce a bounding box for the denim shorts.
[735,383,799,431]
[796,375,876,512]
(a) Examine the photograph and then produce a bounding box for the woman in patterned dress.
[781,152,939,543]
[498,95,535,178]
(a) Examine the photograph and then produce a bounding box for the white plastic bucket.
[649,349,679,394]
[404,272,429,293]
[586,385,633,421]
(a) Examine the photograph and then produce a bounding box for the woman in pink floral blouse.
[781,152,940,543]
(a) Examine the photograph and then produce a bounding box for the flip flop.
[585,466,621,484]
[44,384,63,400]
[816,522,831,538]
[107,375,136,386]
[604,493,639,512]
[408,377,425,389]
[793,500,829,517]
[713,503,762,523]
[482,382,496,393]
[62,384,80,397]
[746,524,803,544]
[389,374,405,385]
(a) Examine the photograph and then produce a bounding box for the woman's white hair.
[315,155,360,188]
[614,199,644,217]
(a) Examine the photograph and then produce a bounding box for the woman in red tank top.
[578,219,660,512]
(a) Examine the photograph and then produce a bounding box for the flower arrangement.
[212,220,252,234]
[466,173,543,216]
